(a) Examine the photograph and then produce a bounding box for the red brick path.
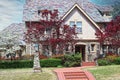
[54,67,96,80]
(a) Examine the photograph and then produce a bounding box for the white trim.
[62,4,103,33]
[75,42,86,45]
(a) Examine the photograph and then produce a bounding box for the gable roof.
[23,0,106,22]
[62,4,103,32]
[95,5,113,12]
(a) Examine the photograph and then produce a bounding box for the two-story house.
[23,0,113,62]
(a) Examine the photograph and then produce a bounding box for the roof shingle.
[23,0,111,22]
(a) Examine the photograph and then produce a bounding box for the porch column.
[86,43,93,62]
[48,45,52,57]
[106,46,109,54]
[26,43,31,55]
[30,44,32,55]
[39,44,43,55]
[96,44,100,57]
[68,44,72,53]
[85,44,89,62]
[118,48,120,56]
[100,45,103,55]
[73,44,75,54]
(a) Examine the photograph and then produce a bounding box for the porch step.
[63,72,89,80]
[82,62,96,66]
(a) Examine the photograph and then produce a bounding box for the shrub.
[113,57,120,65]
[40,58,62,67]
[98,59,111,66]
[106,55,118,62]
[97,54,120,66]
[62,53,82,67]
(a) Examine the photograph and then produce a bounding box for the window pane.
[76,21,82,33]
[76,21,82,28]
[70,21,75,27]
[76,27,82,33]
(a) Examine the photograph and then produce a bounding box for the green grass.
[1,65,120,80]
[0,68,57,80]
[84,65,120,80]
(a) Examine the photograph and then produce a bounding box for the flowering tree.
[0,23,25,60]
[25,9,77,72]
[25,9,77,56]
[96,16,120,54]
[0,35,21,60]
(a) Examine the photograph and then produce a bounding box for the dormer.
[102,11,112,18]
[96,5,113,22]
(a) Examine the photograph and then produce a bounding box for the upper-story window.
[69,21,82,33]
[70,21,75,27]
[76,21,82,33]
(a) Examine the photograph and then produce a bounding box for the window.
[91,44,95,51]
[76,21,82,33]
[106,12,111,16]
[69,21,82,33]
[70,21,75,27]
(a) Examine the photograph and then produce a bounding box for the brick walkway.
[54,67,96,80]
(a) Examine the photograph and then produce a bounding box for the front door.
[75,45,85,61]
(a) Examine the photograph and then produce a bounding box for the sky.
[90,0,119,5]
[0,0,25,31]
[0,0,119,31]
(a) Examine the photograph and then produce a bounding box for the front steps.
[54,67,96,80]
[64,72,89,80]
[82,62,96,66]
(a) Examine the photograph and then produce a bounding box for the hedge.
[113,57,120,65]
[0,60,33,69]
[98,57,120,66]
[0,58,62,69]
[40,58,62,67]
[97,59,111,66]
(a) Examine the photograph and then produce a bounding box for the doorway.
[75,45,85,61]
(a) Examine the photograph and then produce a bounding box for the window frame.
[69,21,82,34]
[91,44,95,52]
[69,21,75,27]
[76,21,82,33]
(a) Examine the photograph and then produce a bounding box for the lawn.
[0,68,57,80]
[1,65,120,80]
[84,65,120,80]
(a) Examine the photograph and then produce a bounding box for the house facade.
[23,0,113,62]
[0,23,26,60]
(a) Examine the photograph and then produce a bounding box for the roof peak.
[23,0,107,22]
